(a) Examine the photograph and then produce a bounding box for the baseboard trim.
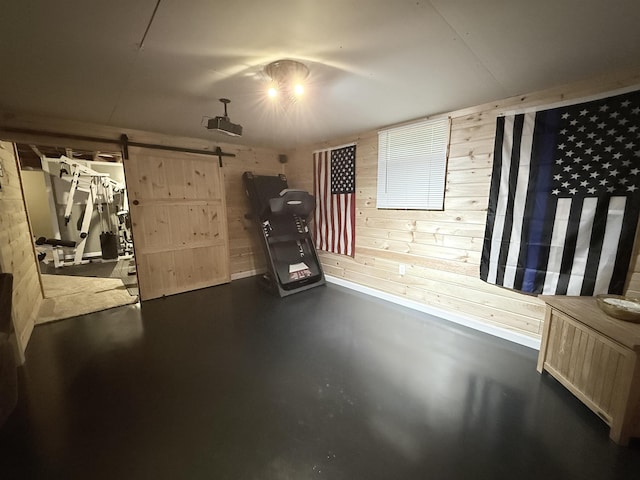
[231,269,265,281]
[325,275,541,351]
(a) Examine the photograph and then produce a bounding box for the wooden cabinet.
[538,296,640,445]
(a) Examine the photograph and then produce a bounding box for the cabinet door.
[124,147,230,300]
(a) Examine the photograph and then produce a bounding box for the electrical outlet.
[399,264,406,275]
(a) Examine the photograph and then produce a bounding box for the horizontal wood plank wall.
[0,141,42,360]
[221,145,284,277]
[0,112,284,280]
[286,69,640,341]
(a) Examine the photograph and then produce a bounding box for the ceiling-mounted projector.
[207,98,243,137]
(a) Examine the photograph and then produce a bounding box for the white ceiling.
[1,0,639,150]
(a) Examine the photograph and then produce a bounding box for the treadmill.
[242,171,325,297]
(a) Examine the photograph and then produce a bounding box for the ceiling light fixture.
[264,59,309,100]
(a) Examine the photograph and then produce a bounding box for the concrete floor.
[1,277,640,479]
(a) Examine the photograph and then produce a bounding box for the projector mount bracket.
[219,98,231,120]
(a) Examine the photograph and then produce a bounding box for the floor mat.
[40,258,139,297]
[37,275,138,324]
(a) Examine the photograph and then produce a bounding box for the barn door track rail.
[0,126,235,166]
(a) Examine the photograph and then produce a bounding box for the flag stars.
[629,185,639,192]
[550,92,640,200]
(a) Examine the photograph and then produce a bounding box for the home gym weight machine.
[38,156,133,267]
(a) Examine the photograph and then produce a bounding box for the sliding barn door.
[124,147,230,300]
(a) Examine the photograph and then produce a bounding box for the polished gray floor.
[1,277,640,479]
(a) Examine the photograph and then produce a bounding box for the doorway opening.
[16,143,138,323]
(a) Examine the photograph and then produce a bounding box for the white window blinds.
[377,117,450,210]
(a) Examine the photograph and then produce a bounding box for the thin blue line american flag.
[480,90,640,295]
[313,145,356,257]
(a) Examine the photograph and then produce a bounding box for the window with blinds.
[377,117,450,210]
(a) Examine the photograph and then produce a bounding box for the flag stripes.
[481,90,640,295]
[313,145,356,257]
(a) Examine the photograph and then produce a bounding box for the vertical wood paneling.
[542,310,628,422]
[0,141,42,360]
[538,298,640,444]
[126,147,231,300]
[286,70,640,341]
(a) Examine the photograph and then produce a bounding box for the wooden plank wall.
[0,141,42,360]
[0,113,285,280]
[221,145,285,278]
[286,70,640,341]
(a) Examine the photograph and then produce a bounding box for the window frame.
[376,116,451,210]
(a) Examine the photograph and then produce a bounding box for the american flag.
[314,144,356,257]
[481,90,640,295]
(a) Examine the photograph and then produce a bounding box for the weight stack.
[100,232,119,260]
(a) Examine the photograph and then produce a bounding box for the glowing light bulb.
[293,84,304,96]
[268,86,278,98]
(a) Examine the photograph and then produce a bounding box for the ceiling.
[1,1,640,150]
